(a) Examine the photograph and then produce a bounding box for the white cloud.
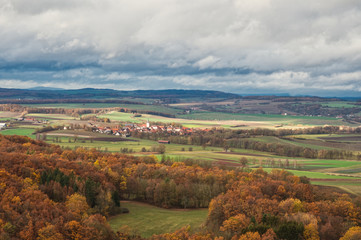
[193,56,220,69]
[0,0,361,95]
[0,79,38,88]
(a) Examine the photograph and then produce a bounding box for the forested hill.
[1,134,361,239]
[0,88,240,100]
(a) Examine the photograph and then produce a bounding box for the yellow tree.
[65,193,90,219]
[340,226,361,240]
[304,223,320,240]
[238,232,261,240]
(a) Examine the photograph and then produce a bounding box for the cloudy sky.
[1,0,361,96]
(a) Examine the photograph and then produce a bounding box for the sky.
[1,0,361,97]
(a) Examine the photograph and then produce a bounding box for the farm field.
[19,100,359,129]
[1,102,361,199]
[263,168,361,180]
[23,103,129,109]
[98,111,348,129]
[108,201,208,238]
[0,111,21,118]
[0,128,36,139]
[24,103,183,115]
[26,113,77,120]
[98,111,274,128]
[41,130,361,172]
[182,111,348,126]
[317,101,361,108]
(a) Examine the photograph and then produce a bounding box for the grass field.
[317,101,360,108]
[302,159,361,169]
[26,113,78,120]
[269,169,361,180]
[98,111,248,128]
[183,111,338,121]
[22,102,354,129]
[0,128,36,139]
[99,111,348,130]
[108,201,208,238]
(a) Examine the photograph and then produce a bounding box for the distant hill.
[27,87,65,91]
[0,88,241,101]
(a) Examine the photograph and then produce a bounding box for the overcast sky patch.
[1,0,361,96]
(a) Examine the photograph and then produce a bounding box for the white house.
[0,123,7,130]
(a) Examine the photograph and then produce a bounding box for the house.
[104,129,112,134]
[0,123,7,130]
[24,117,35,122]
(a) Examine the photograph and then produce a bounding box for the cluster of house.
[16,117,48,124]
[94,121,194,137]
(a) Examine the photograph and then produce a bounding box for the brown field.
[319,136,361,141]
[93,137,138,142]
[215,151,270,157]
[215,159,242,167]
[46,133,93,138]
[311,178,361,182]
[0,111,22,118]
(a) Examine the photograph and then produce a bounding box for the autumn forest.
[1,134,361,239]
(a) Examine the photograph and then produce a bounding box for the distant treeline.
[280,103,361,117]
[134,125,361,138]
[0,99,145,105]
[241,96,340,102]
[0,103,176,119]
[132,126,361,160]
[0,87,240,100]
[135,110,175,118]
[0,104,25,112]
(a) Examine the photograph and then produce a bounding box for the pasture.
[99,111,345,129]
[0,128,36,139]
[317,101,360,108]
[26,113,77,120]
[108,201,208,238]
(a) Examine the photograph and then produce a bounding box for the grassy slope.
[100,111,346,129]
[0,128,36,139]
[27,113,77,120]
[108,201,208,238]
[317,101,360,108]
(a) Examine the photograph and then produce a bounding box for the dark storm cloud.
[1,0,361,96]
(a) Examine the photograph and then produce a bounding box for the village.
[93,120,195,138]
[0,115,198,141]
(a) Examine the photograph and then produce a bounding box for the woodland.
[1,134,361,239]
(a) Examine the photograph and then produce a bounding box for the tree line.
[132,128,361,160]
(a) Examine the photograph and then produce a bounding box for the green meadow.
[182,111,338,121]
[317,101,360,108]
[0,128,36,139]
[108,201,208,238]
